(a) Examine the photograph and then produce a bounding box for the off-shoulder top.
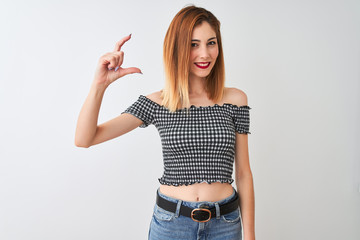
[121,95,251,186]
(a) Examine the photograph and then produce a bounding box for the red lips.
[195,62,210,69]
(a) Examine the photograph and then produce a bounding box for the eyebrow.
[191,37,217,42]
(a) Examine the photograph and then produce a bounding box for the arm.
[74,81,143,148]
[228,87,255,239]
[235,133,255,240]
[74,34,142,148]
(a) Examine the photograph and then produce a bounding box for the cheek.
[189,51,198,67]
[211,47,219,59]
[189,51,196,61]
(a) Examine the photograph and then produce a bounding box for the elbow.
[74,138,91,148]
[75,142,90,148]
[75,143,90,148]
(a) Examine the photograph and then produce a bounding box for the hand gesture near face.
[93,34,142,88]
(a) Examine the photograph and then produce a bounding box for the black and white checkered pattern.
[121,95,251,186]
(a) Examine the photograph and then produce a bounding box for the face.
[189,21,219,80]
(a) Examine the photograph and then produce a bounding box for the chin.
[191,73,209,79]
[190,69,213,79]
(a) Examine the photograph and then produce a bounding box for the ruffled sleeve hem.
[232,105,251,134]
[121,95,155,128]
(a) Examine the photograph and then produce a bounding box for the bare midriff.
[159,182,234,202]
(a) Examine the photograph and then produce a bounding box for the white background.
[0,0,359,239]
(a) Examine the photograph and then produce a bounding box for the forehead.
[191,21,216,39]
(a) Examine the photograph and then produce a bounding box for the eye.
[191,42,198,47]
[208,41,217,45]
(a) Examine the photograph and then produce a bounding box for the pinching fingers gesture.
[93,34,142,88]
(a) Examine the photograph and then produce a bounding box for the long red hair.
[161,5,225,112]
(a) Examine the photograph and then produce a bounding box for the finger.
[114,51,124,71]
[113,34,132,52]
[103,53,120,70]
[118,67,142,76]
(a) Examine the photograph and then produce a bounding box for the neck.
[188,74,207,96]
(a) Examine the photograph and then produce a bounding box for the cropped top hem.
[158,178,234,187]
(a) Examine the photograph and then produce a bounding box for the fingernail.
[139,71,143,74]
[129,33,132,37]
[115,66,119,72]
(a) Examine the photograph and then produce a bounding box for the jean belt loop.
[175,199,183,218]
[215,202,221,219]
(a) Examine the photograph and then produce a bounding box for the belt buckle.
[191,207,211,222]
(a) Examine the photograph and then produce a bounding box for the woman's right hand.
[92,34,142,89]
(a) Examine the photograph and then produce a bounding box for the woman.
[75,5,255,240]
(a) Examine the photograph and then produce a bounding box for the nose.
[198,45,210,59]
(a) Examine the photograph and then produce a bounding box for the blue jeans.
[148,186,242,240]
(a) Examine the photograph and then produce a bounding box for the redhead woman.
[75,5,255,240]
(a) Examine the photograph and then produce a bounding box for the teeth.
[196,63,210,66]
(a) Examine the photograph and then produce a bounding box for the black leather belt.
[156,190,240,222]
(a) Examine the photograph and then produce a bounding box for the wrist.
[89,84,107,99]
[91,80,108,93]
[244,232,255,240]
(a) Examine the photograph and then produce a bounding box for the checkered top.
[121,95,251,186]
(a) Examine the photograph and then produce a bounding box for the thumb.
[119,67,142,77]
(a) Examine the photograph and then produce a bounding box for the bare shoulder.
[146,90,163,105]
[224,87,248,106]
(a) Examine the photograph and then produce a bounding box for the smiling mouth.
[195,62,210,69]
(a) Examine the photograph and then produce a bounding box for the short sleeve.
[121,95,155,128]
[232,105,251,134]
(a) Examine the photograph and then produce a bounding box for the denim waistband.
[156,186,237,209]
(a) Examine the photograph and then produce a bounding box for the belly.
[159,182,234,202]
